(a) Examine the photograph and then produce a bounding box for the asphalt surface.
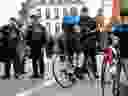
[16,79,113,96]
[0,62,113,96]
[0,57,127,96]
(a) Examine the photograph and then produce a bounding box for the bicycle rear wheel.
[52,55,76,88]
[101,61,107,96]
[112,63,121,96]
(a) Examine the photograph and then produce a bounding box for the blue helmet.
[63,16,80,25]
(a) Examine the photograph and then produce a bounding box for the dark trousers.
[3,48,22,76]
[81,48,97,74]
[31,41,45,76]
[16,41,26,74]
[97,32,108,49]
[4,60,21,76]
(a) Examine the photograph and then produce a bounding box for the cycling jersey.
[103,48,112,64]
[112,24,128,32]
[63,16,80,25]
[120,32,128,57]
[62,16,81,55]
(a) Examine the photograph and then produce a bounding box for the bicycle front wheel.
[52,55,76,88]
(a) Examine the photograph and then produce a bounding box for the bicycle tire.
[112,80,120,96]
[123,63,128,80]
[101,60,107,96]
[112,62,121,96]
[52,55,75,88]
[112,75,120,96]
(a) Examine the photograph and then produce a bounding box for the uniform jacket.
[0,24,19,48]
[25,23,48,46]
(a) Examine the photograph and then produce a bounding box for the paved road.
[0,61,113,96]
[0,56,127,96]
[16,80,113,96]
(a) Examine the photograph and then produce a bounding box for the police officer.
[0,17,21,79]
[25,12,48,78]
[0,22,10,79]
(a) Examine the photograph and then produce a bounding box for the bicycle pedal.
[68,75,77,83]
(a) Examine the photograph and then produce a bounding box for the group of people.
[0,6,104,80]
[0,15,47,79]
[0,14,48,79]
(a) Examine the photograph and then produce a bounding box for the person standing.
[80,6,98,79]
[0,17,22,79]
[0,22,11,79]
[25,12,49,78]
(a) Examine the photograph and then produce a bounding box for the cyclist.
[54,8,85,80]
[108,33,120,74]
[61,10,80,60]
[111,16,128,96]
[79,6,98,79]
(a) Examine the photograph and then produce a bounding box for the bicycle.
[52,31,96,88]
[52,51,92,88]
[99,45,121,96]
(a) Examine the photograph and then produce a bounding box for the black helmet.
[81,6,88,13]
[97,8,103,15]
[98,8,103,12]
[10,17,17,22]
